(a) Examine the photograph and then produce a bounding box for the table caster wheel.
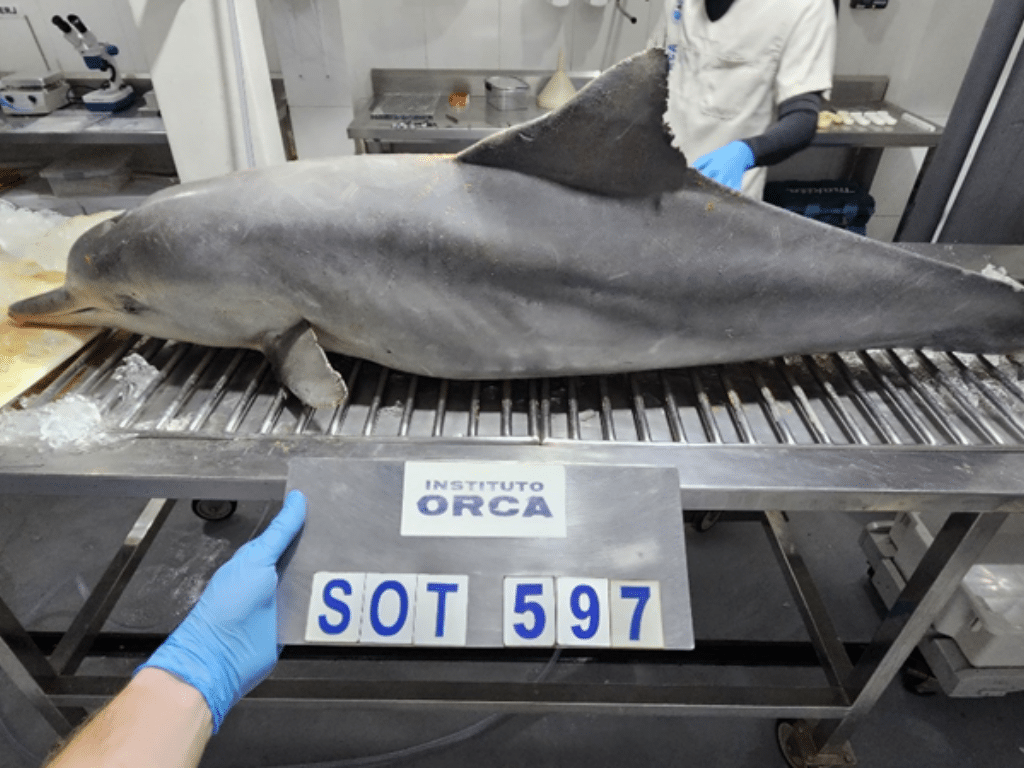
[693,510,722,533]
[777,719,857,767]
[901,650,940,696]
[192,499,238,521]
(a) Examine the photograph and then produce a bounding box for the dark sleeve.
[741,92,823,167]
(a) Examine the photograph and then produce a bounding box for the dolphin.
[8,49,1024,409]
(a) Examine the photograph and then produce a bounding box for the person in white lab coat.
[651,0,836,198]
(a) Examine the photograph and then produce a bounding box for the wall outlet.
[0,5,22,19]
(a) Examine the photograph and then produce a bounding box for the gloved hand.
[693,141,756,192]
[137,490,307,732]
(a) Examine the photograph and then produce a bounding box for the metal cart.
[3,247,1024,766]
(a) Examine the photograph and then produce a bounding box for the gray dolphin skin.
[9,49,1024,409]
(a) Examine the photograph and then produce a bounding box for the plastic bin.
[40,148,132,197]
[952,565,1024,668]
[888,511,1024,667]
[764,180,875,235]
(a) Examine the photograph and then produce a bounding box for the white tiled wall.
[333,0,660,105]
[836,0,995,122]
[0,17,50,72]
[276,0,662,155]
[423,0,502,70]
[0,0,663,80]
[499,0,572,74]
[269,0,351,108]
[570,0,657,71]
[267,0,354,158]
[257,0,283,75]
[340,0,429,89]
[835,0,995,238]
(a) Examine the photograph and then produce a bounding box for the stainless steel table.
[1,244,1019,767]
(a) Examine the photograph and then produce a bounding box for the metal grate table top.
[6,328,1024,507]
[15,329,1024,447]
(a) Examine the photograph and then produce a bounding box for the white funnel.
[537,50,576,110]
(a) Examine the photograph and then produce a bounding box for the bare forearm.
[45,668,213,768]
[43,495,306,767]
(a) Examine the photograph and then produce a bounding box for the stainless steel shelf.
[348,71,941,149]
[0,102,166,145]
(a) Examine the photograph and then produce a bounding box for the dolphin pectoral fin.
[7,287,80,326]
[263,322,348,409]
[456,48,693,198]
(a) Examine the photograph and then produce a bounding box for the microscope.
[52,14,135,112]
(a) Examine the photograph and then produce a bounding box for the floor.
[1,494,1023,768]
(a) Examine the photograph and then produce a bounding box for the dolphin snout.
[7,288,86,327]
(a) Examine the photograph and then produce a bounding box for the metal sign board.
[278,459,693,650]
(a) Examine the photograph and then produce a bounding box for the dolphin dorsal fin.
[456,48,691,197]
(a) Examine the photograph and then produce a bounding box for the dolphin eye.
[117,295,147,314]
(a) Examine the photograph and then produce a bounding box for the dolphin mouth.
[7,288,96,328]
[10,308,98,328]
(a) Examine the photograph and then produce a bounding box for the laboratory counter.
[348,71,942,152]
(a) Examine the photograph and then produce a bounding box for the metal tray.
[370,92,441,120]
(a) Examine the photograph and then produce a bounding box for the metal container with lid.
[0,70,70,115]
[3,70,66,89]
[485,76,529,111]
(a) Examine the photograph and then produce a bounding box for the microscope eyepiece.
[67,15,89,34]
[51,16,73,34]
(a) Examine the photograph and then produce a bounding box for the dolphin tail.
[7,287,84,327]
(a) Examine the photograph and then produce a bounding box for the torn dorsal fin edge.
[456,49,693,198]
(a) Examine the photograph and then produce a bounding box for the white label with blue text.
[360,573,418,644]
[305,572,366,643]
[401,462,567,538]
[556,577,611,647]
[503,577,557,646]
[413,574,470,646]
[610,580,664,649]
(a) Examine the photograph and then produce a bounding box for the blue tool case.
[764,180,876,236]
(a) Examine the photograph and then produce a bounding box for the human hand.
[693,141,755,191]
[137,490,307,732]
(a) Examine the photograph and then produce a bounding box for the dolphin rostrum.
[9,49,1024,409]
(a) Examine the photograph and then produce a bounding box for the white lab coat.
[651,0,836,198]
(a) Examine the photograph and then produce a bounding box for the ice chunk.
[0,354,164,449]
[0,200,67,262]
[0,394,111,450]
[1,202,122,275]
[110,353,161,397]
[102,353,161,420]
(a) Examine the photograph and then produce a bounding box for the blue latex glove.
[137,490,307,732]
[693,141,756,191]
